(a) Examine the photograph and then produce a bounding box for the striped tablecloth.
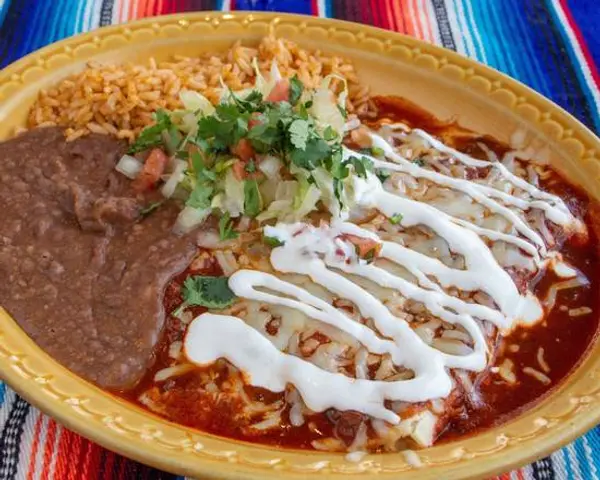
[0,1,599,479]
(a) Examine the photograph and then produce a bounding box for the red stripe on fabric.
[79,440,98,480]
[53,429,75,480]
[517,469,526,480]
[558,0,600,87]
[369,0,382,29]
[409,0,424,39]
[40,420,58,479]
[65,431,83,480]
[399,0,411,34]
[26,414,44,480]
[102,451,116,480]
[230,0,236,10]
[311,0,319,16]
[86,442,104,480]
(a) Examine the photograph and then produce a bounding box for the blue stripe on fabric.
[0,383,5,405]
[233,0,312,14]
[467,1,503,75]
[0,0,12,31]
[566,0,600,68]
[495,0,550,98]
[479,0,519,80]
[545,0,600,131]
[574,436,594,480]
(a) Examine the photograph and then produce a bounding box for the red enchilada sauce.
[116,97,600,450]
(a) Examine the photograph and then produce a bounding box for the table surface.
[0,0,599,479]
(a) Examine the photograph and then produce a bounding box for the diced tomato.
[132,148,168,192]
[266,79,290,103]
[232,160,247,180]
[344,234,382,260]
[231,138,255,163]
[248,112,263,129]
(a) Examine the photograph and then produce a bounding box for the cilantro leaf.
[323,126,338,142]
[390,213,403,225]
[139,201,164,218]
[288,119,310,150]
[290,137,331,170]
[244,179,262,218]
[348,155,374,178]
[376,170,390,183]
[219,212,238,241]
[263,235,285,247]
[128,109,172,154]
[413,157,425,167]
[371,146,384,157]
[289,76,304,106]
[186,183,213,209]
[181,275,237,309]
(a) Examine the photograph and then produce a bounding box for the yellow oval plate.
[1,11,599,480]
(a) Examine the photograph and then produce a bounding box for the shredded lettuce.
[309,75,348,138]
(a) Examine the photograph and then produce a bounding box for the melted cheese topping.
[183,125,583,424]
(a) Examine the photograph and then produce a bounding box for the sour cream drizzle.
[184,127,583,423]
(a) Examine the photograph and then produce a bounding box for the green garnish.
[244,179,262,218]
[245,160,257,173]
[390,213,403,225]
[289,76,304,106]
[376,170,390,183]
[218,212,238,241]
[128,110,173,154]
[263,235,285,248]
[139,201,164,218]
[413,157,425,167]
[371,146,384,157]
[181,275,237,309]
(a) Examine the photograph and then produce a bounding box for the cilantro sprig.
[173,275,237,317]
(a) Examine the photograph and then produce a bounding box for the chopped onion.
[115,154,143,179]
[179,89,215,116]
[258,155,282,179]
[173,206,210,235]
[161,159,187,198]
[270,59,282,82]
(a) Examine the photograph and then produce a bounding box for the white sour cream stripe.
[183,126,583,424]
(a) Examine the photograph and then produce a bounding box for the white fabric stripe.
[317,0,326,17]
[582,435,599,480]
[14,409,38,480]
[0,388,17,430]
[111,0,121,24]
[449,0,478,57]
[424,0,442,45]
[121,0,131,23]
[549,0,600,115]
[82,0,95,31]
[441,0,469,56]
[567,443,584,480]
[458,0,488,64]
[552,448,570,480]
[32,416,50,479]
[522,462,536,480]
[90,0,102,31]
[221,0,232,12]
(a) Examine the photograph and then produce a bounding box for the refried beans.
[0,127,197,389]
